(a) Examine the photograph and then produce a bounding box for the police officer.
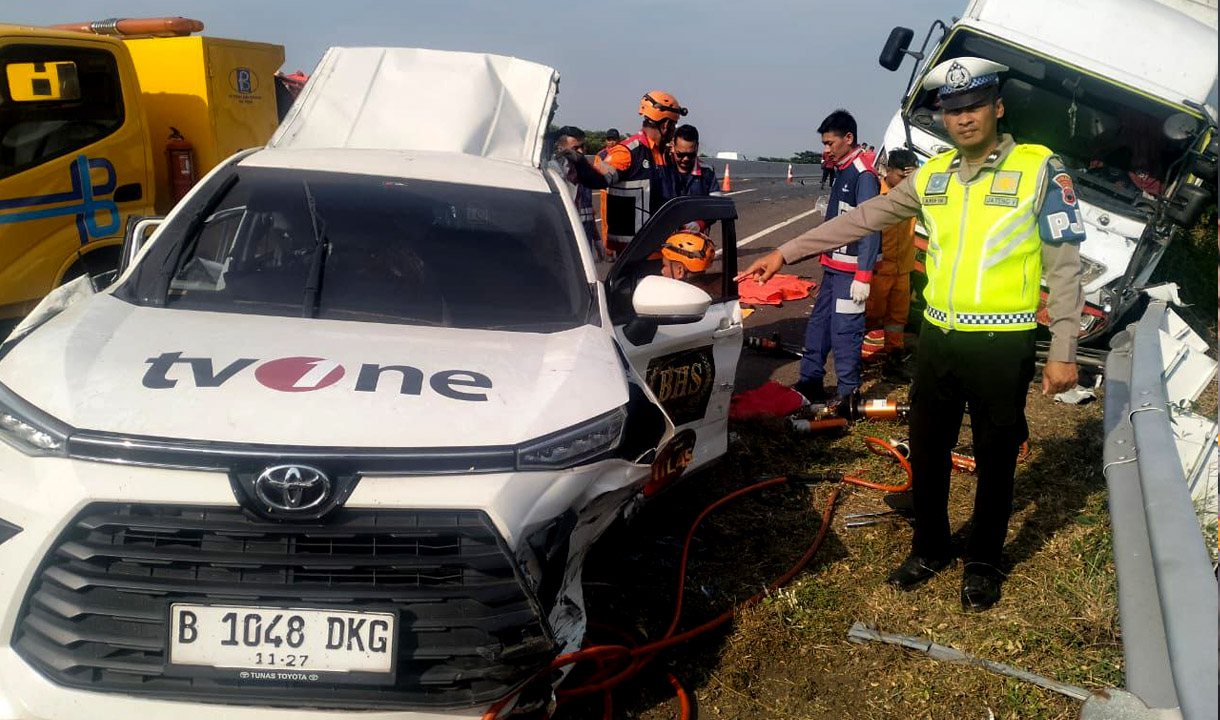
[563,91,686,256]
[736,57,1085,611]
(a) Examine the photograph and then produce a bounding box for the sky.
[11,1,1216,158]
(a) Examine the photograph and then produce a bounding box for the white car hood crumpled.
[0,295,627,448]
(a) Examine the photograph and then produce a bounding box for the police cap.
[921,57,1009,110]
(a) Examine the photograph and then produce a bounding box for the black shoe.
[793,379,827,404]
[886,553,954,591]
[961,566,1003,611]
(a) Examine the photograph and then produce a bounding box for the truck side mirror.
[120,216,165,273]
[879,27,915,71]
[1164,184,1211,227]
[1192,136,1217,185]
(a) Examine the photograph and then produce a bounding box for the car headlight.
[516,406,627,470]
[0,383,69,457]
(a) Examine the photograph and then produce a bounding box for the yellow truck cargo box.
[124,36,283,212]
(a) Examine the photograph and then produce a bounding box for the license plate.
[168,604,396,681]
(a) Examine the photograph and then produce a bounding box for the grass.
[567,379,1122,719]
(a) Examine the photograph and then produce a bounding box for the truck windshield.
[121,167,591,332]
[908,28,1200,212]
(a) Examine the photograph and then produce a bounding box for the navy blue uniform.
[800,147,880,398]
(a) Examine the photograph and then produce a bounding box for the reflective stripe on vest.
[601,133,661,247]
[916,144,1051,332]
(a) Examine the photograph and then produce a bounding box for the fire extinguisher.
[165,127,197,204]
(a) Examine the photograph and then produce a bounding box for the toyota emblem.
[254,465,331,512]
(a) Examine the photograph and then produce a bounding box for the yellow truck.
[0,17,283,321]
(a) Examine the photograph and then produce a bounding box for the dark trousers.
[800,269,865,398]
[820,165,835,186]
[908,323,1035,570]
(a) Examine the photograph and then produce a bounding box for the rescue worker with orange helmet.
[660,230,715,282]
[562,91,687,256]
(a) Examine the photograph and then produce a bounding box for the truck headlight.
[517,407,627,470]
[0,383,69,457]
[1079,255,1108,287]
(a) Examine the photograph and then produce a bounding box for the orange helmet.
[639,91,688,124]
[662,231,716,274]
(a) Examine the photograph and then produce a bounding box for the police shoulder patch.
[1051,172,1077,205]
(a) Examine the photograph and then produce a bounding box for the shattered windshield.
[907,28,1203,212]
[123,168,591,332]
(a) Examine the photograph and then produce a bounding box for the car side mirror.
[632,275,711,323]
[1164,183,1212,227]
[879,27,915,71]
[120,215,165,272]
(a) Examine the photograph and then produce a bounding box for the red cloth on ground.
[738,273,815,306]
[730,381,806,420]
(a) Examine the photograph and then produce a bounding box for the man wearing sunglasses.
[671,124,718,198]
[562,91,687,257]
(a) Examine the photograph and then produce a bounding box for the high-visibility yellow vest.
[915,144,1052,332]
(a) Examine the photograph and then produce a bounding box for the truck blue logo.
[0,154,120,244]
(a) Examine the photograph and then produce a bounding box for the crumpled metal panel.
[270,47,559,168]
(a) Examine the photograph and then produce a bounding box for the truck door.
[606,196,743,479]
[0,36,153,320]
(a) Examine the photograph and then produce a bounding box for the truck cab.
[877,0,1218,339]
[0,20,282,324]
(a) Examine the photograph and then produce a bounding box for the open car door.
[605,196,743,485]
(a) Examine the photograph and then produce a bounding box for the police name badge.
[924,172,952,195]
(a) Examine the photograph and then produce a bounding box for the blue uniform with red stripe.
[801,147,880,397]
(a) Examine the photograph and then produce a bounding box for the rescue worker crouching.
[562,91,687,257]
[659,230,719,296]
[736,57,1085,612]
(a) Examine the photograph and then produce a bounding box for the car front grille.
[13,504,554,710]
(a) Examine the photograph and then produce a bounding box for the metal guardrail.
[703,158,821,180]
[1101,300,1218,720]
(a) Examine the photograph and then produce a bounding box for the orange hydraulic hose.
[843,436,914,493]
[479,479,842,720]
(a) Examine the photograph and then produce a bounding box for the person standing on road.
[862,143,878,166]
[548,126,603,260]
[791,109,880,403]
[602,128,621,153]
[563,91,686,257]
[865,148,919,362]
[819,148,836,188]
[736,58,1085,612]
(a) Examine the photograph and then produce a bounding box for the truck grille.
[13,504,554,710]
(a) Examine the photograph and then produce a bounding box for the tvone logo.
[142,353,492,401]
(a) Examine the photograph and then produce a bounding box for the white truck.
[0,47,744,719]
[877,0,1218,340]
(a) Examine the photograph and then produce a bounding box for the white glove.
[850,280,871,303]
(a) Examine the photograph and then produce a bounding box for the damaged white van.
[0,48,743,719]
[878,0,1218,339]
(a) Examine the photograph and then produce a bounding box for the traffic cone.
[721,163,732,193]
[786,164,794,184]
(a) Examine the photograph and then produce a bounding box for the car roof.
[238,147,553,193]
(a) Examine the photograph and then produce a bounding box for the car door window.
[0,44,125,178]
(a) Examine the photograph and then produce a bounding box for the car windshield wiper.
[301,180,330,318]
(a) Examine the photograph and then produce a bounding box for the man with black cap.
[736,57,1086,612]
